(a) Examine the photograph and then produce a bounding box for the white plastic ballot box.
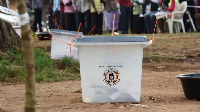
[73,36,151,103]
[50,29,83,59]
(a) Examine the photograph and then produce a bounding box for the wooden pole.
[15,0,36,112]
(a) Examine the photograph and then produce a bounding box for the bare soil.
[1,33,200,112]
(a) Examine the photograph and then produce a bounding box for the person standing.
[60,0,66,29]
[63,0,75,31]
[104,0,120,34]
[32,0,43,32]
[48,0,54,30]
[72,0,82,31]
[130,0,142,34]
[118,0,132,34]
[91,0,104,35]
[81,0,92,35]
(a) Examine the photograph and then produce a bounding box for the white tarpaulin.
[0,6,19,24]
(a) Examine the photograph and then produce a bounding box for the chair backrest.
[180,1,187,13]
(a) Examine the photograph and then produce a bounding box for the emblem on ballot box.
[103,68,120,86]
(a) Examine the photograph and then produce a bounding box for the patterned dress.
[104,0,119,30]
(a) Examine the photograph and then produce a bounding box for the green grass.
[0,48,80,83]
[34,48,61,82]
[7,49,24,66]
[0,64,24,82]
[53,57,80,81]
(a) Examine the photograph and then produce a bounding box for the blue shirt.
[53,0,60,12]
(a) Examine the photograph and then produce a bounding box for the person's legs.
[138,17,146,33]
[60,12,63,29]
[118,14,121,31]
[125,7,131,34]
[38,8,43,32]
[114,10,119,31]
[135,15,141,34]
[133,15,140,34]
[65,13,70,30]
[54,11,60,29]
[48,6,54,29]
[105,11,112,33]
[71,13,76,31]
[130,14,134,34]
[130,7,134,34]
[85,10,91,35]
[57,11,60,28]
[33,9,39,32]
[97,13,103,34]
[120,5,127,34]
[60,12,65,30]
[91,12,98,35]
[137,17,142,34]
[144,13,151,33]
[75,13,81,31]
[66,13,76,31]
[105,10,112,30]
[114,11,119,31]
[106,11,119,33]
[158,19,165,33]
[80,12,86,35]
[68,13,73,31]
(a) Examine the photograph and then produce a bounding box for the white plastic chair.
[186,10,196,31]
[166,1,187,34]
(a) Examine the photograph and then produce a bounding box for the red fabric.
[167,0,175,18]
[118,0,131,7]
[168,0,175,12]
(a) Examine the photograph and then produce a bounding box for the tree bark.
[0,0,21,53]
[15,0,36,112]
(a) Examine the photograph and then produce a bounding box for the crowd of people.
[32,0,200,35]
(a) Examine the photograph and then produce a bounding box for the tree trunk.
[15,0,36,112]
[0,0,21,53]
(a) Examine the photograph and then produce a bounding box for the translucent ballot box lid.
[73,36,151,46]
[74,36,149,42]
[50,29,83,37]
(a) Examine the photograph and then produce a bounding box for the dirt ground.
[1,33,200,112]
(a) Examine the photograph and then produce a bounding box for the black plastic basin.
[36,32,52,40]
[176,73,200,100]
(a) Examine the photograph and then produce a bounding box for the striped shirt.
[91,0,103,13]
